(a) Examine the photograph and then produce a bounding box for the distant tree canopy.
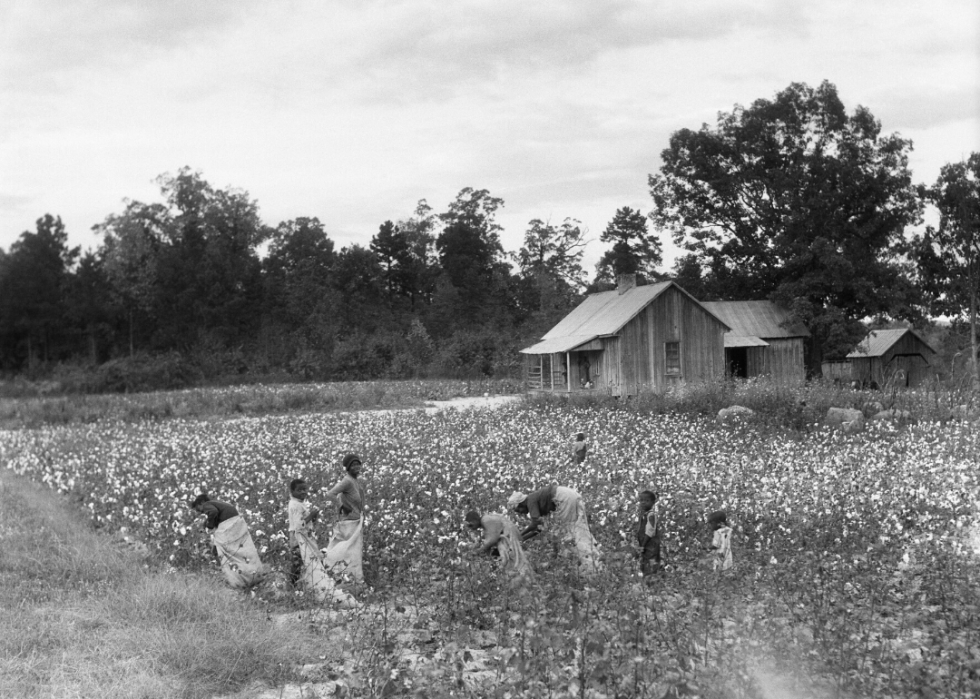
[912,152,980,385]
[649,80,923,371]
[0,215,80,367]
[1,94,972,385]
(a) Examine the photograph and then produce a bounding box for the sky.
[1,0,978,274]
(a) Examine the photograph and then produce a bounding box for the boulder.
[862,401,885,416]
[825,407,863,427]
[871,409,914,423]
[717,405,755,425]
[951,404,979,421]
[842,415,865,434]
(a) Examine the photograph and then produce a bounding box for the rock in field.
[717,405,755,425]
[825,407,863,427]
[951,404,979,421]
[870,409,914,424]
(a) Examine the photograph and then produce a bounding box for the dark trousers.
[289,545,303,586]
[640,536,661,577]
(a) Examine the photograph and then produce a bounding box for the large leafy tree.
[517,217,587,288]
[332,244,386,334]
[516,218,587,329]
[65,251,114,363]
[433,188,515,332]
[594,206,663,286]
[156,168,268,349]
[94,200,168,355]
[649,81,922,370]
[262,217,338,357]
[371,204,439,312]
[391,200,439,311]
[912,153,980,386]
[0,214,80,367]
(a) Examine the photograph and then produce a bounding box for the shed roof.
[700,300,809,339]
[520,281,730,355]
[520,335,599,355]
[847,328,937,358]
[724,335,769,348]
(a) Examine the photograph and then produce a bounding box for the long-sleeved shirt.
[199,500,238,530]
[325,474,364,521]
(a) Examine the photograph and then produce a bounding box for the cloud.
[873,87,980,131]
[0,0,257,91]
[350,0,808,102]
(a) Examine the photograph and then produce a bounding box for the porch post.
[550,354,554,390]
[566,352,571,392]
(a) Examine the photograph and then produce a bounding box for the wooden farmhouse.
[520,277,730,396]
[847,328,937,388]
[700,300,809,383]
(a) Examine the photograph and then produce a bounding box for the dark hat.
[343,453,362,470]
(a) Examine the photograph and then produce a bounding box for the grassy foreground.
[0,470,323,699]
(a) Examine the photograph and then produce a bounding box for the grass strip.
[0,470,320,699]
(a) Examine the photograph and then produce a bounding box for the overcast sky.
[1,0,977,273]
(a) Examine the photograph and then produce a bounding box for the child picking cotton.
[707,510,733,572]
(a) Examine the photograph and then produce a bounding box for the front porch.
[524,350,602,393]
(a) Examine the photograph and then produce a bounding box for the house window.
[665,341,681,375]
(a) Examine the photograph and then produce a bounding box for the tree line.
[1,81,977,386]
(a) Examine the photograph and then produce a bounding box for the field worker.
[636,489,662,578]
[508,483,602,577]
[707,510,733,572]
[190,492,270,590]
[322,454,366,584]
[465,509,534,585]
[287,478,356,606]
[571,432,587,464]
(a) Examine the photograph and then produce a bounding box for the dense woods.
[0,82,977,389]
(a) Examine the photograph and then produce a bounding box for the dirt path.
[421,394,522,412]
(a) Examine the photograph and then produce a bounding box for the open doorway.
[726,347,748,378]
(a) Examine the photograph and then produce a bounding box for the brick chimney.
[617,273,636,295]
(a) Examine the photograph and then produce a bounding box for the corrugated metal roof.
[724,335,769,348]
[539,282,673,339]
[519,281,731,355]
[847,328,937,358]
[519,335,599,354]
[701,300,809,339]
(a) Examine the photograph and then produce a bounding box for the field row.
[2,404,976,574]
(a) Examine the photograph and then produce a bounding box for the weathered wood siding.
[615,286,726,395]
[767,338,806,383]
[600,337,621,394]
[851,332,934,387]
[821,360,851,382]
[745,347,767,377]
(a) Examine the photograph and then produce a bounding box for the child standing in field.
[707,510,733,572]
[571,432,587,464]
[636,489,662,578]
[287,478,319,587]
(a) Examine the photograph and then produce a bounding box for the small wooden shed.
[847,328,937,388]
[520,277,730,396]
[700,300,809,383]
